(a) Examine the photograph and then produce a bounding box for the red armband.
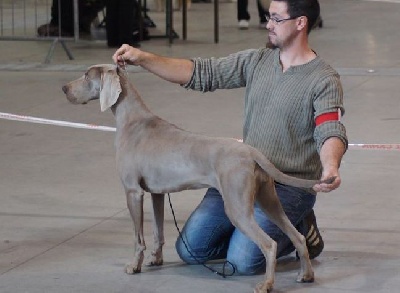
[315,109,341,126]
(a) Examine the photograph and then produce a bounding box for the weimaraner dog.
[62,64,331,293]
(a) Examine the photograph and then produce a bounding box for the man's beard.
[266,35,277,49]
[266,30,297,49]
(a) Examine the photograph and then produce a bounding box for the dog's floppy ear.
[99,65,122,112]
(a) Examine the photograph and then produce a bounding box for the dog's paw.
[254,281,273,293]
[296,272,314,283]
[145,251,163,267]
[125,263,141,274]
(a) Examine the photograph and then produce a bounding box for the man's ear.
[99,66,122,112]
[297,16,308,31]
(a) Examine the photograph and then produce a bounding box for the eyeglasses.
[265,14,299,25]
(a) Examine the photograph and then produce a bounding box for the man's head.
[266,0,320,48]
[270,0,320,33]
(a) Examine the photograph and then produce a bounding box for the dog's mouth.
[65,95,79,104]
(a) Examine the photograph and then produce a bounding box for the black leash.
[167,193,236,278]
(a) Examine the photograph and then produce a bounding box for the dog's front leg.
[125,189,146,274]
[145,193,165,266]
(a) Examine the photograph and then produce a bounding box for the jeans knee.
[175,237,196,264]
[232,261,265,276]
[227,254,265,276]
[175,236,209,265]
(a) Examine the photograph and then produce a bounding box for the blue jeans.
[175,184,316,275]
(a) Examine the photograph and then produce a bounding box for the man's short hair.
[273,0,320,34]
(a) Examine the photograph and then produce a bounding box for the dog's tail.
[252,148,335,189]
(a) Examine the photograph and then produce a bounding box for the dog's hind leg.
[145,193,165,266]
[125,188,146,274]
[255,181,314,283]
[219,172,277,293]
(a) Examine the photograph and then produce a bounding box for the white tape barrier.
[347,143,400,151]
[1,112,399,151]
[0,112,116,132]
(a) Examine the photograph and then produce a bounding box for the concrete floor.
[1,0,400,292]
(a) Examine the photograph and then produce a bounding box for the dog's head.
[62,64,123,112]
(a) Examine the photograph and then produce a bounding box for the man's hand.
[112,45,194,85]
[313,137,346,193]
[112,44,143,66]
[313,168,341,193]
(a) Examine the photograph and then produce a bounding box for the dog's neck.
[111,72,155,129]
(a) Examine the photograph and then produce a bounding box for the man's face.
[266,1,299,49]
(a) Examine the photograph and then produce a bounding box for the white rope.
[0,112,116,132]
[1,112,399,151]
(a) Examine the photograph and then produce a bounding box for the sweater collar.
[274,49,320,73]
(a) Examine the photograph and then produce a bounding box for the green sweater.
[183,48,348,184]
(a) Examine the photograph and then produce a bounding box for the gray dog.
[63,64,331,293]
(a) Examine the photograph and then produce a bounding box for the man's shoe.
[238,20,249,30]
[37,23,60,37]
[37,23,74,37]
[297,210,324,259]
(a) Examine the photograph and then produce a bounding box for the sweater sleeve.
[181,49,263,92]
[313,73,348,153]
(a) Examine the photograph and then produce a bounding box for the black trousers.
[237,0,267,22]
[105,0,139,47]
[50,0,104,34]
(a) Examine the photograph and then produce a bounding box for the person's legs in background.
[237,0,270,30]
[105,0,141,48]
[79,0,105,34]
[50,0,59,27]
[257,0,269,29]
[37,0,74,36]
[38,0,104,37]
[105,0,119,47]
[237,0,250,29]
[117,0,136,45]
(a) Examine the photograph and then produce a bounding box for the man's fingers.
[320,176,336,184]
[313,184,330,193]
[112,45,128,64]
[313,176,341,193]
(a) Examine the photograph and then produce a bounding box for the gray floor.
[1,0,400,292]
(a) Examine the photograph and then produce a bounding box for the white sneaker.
[238,20,249,30]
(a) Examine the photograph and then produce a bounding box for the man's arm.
[313,137,346,193]
[112,44,194,85]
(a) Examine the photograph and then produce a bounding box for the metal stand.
[214,0,219,43]
[147,0,179,44]
[142,0,157,28]
[182,0,187,40]
[44,0,77,63]
[44,38,74,64]
[139,0,219,44]
[181,0,219,43]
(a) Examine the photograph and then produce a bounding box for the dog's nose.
[62,85,68,94]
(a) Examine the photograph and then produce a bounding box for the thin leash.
[167,193,236,278]
[120,57,128,72]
